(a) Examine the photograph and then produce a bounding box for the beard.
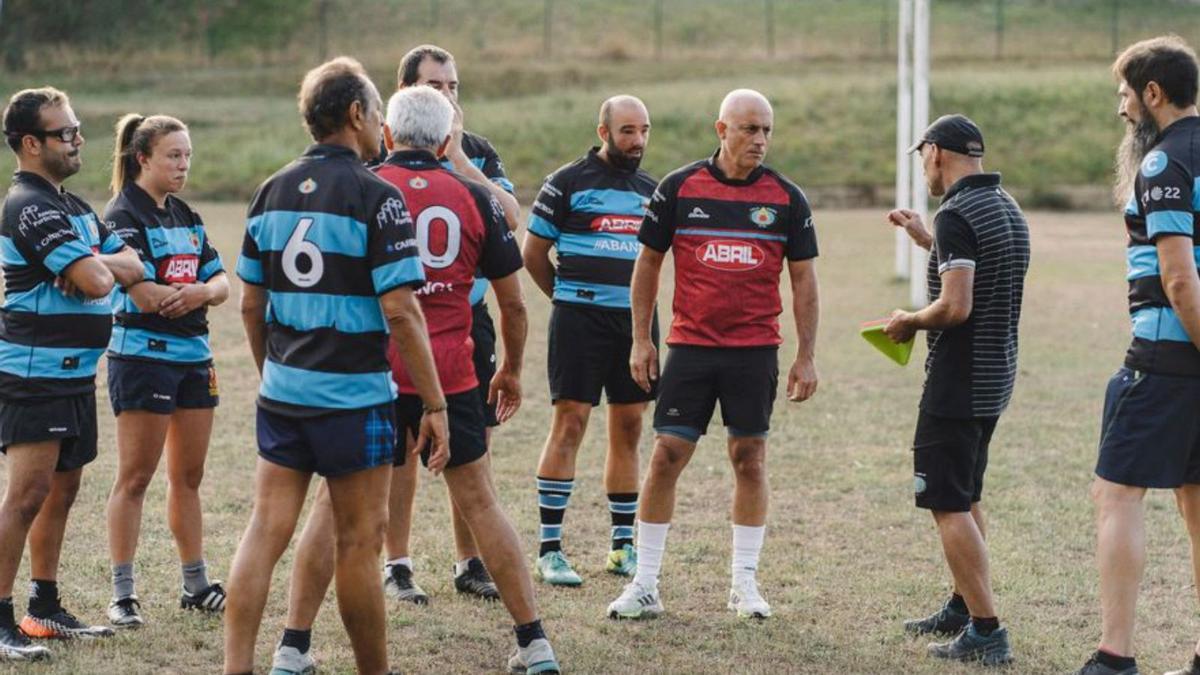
[1113,108,1159,207]
[605,143,643,172]
[43,148,81,182]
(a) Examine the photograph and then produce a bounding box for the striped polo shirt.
[922,173,1030,419]
[0,171,126,399]
[106,182,224,364]
[638,152,818,347]
[236,144,425,416]
[527,147,657,310]
[1123,115,1200,376]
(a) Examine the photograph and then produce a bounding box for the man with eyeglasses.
[0,87,144,660]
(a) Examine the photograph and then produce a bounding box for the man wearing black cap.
[884,113,1030,667]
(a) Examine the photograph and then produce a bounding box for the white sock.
[454,558,473,576]
[632,521,670,590]
[731,524,765,586]
[385,557,412,571]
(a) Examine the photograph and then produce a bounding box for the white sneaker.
[728,577,771,619]
[506,637,560,674]
[269,644,316,675]
[606,580,664,620]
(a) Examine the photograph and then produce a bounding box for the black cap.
[907,114,985,157]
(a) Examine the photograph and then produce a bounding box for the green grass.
[1,205,1195,674]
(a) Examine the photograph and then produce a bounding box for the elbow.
[78,269,116,299]
[946,303,972,327]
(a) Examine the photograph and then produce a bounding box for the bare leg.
[165,408,214,564]
[604,403,645,495]
[0,441,59,598]
[222,460,311,675]
[1092,477,1147,658]
[106,412,171,568]
[384,457,418,560]
[285,482,336,632]
[727,436,767,526]
[638,435,697,524]
[931,510,996,619]
[1175,484,1200,658]
[27,468,82,580]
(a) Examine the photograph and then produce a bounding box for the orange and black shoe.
[19,608,114,640]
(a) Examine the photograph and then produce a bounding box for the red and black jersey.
[639,151,817,348]
[374,150,522,395]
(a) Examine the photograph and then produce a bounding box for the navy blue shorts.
[0,393,98,472]
[653,346,778,443]
[472,302,499,428]
[547,303,658,406]
[107,357,219,415]
[1096,367,1200,488]
[256,402,396,478]
[394,391,487,469]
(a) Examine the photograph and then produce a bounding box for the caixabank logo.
[695,239,764,271]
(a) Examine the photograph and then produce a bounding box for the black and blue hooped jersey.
[0,171,125,398]
[236,144,424,416]
[106,183,224,365]
[1124,116,1200,376]
[527,147,657,310]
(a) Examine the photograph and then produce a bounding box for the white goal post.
[895,0,930,308]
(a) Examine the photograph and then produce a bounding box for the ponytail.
[110,113,187,195]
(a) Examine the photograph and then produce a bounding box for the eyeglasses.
[30,124,82,143]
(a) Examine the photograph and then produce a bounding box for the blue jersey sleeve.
[528,170,569,242]
[1138,149,1196,241]
[11,200,93,276]
[367,187,424,295]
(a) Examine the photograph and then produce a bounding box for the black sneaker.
[0,624,51,661]
[20,607,114,640]
[454,558,500,601]
[1075,653,1139,675]
[180,582,226,613]
[384,564,429,605]
[927,623,1013,666]
[903,597,969,637]
[106,596,144,629]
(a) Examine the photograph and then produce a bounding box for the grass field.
[1,202,1196,674]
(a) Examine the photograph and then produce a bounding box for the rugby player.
[222,57,447,675]
[1075,36,1200,675]
[606,89,819,620]
[368,44,521,602]
[0,87,144,659]
[103,113,230,628]
[885,114,1028,666]
[269,84,559,675]
[523,95,658,585]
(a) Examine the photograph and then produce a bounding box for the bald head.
[597,95,650,171]
[718,89,772,122]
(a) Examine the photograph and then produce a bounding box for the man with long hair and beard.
[1077,35,1200,675]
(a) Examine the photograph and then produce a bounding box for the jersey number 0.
[415,205,462,270]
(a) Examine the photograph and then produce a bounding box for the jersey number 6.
[282,216,324,288]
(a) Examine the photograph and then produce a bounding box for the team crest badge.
[189,231,200,250]
[298,178,317,194]
[749,206,777,228]
[409,176,428,190]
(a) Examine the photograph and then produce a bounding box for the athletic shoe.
[454,558,500,601]
[535,551,583,587]
[927,623,1013,666]
[1074,654,1139,674]
[269,644,316,675]
[903,597,969,637]
[0,625,51,661]
[507,637,560,674]
[384,564,429,605]
[728,578,771,619]
[605,544,637,576]
[19,609,114,640]
[106,596,144,630]
[180,581,226,613]
[607,580,663,620]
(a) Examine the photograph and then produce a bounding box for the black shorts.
[471,302,499,428]
[912,410,999,512]
[1096,367,1200,488]
[394,391,487,469]
[653,346,778,442]
[548,303,658,406]
[256,402,396,478]
[107,357,219,416]
[0,393,98,472]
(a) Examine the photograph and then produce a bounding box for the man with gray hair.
[273,86,560,675]
[607,89,820,621]
[523,95,658,586]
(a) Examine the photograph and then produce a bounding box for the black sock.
[0,597,13,629]
[514,619,545,648]
[947,592,967,613]
[608,492,637,551]
[28,579,59,616]
[970,616,999,636]
[1191,652,1200,674]
[281,628,311,654]
[1096,649,1136,671]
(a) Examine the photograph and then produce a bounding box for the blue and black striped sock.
[608,492,638,550]
[537,476,573,557]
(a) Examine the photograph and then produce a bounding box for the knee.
[649,445,687,476]
[335,515,386,554]
[729,443,767,482]
[170,466,205,493]
[611,417,644,450]
[117,470,156,500]
[6,480,52,524]
[1091,478,1144,512]
[550,407,589,449]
